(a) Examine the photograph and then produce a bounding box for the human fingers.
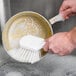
[43,39,49,51]
[59,0,70,12]
[61,8,72,19]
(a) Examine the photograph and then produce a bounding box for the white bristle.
[20,49,27,61]
[22,49,29,62]
[18,48,24,61]
[33,53,38,63]
[28,51,33,63]
[25,50,31,62]
[28,51,35,63]
[35,51,40,62]
[8,48,41,63]
[16,48,23,61]
[20,49,28,61]
[31,52,35,63]
[8,35,45,63]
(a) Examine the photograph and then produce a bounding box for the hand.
[43,32,75,55]
[59,0,76,19]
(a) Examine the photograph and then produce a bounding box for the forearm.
[68,27,76,47]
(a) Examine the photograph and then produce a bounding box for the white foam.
[5,71,23,76]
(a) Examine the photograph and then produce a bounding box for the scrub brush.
[8,35,45,64]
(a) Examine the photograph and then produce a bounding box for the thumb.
[43,40,49,52]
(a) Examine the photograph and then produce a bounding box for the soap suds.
[5,71,23,76]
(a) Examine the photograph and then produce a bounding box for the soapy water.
[49,68,76,76]
[5,72,23,76]
[0,62,31,76]
[64,68,76,76]
[0,61,76,76]
[0,62,46,76]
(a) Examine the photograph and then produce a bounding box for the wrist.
[67,28,76,48]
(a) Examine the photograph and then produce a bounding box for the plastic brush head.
[8,35,46,63]
[19,35,45,51]
[8,48,41,63]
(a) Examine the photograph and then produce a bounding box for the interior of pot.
[2,11,53,57]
